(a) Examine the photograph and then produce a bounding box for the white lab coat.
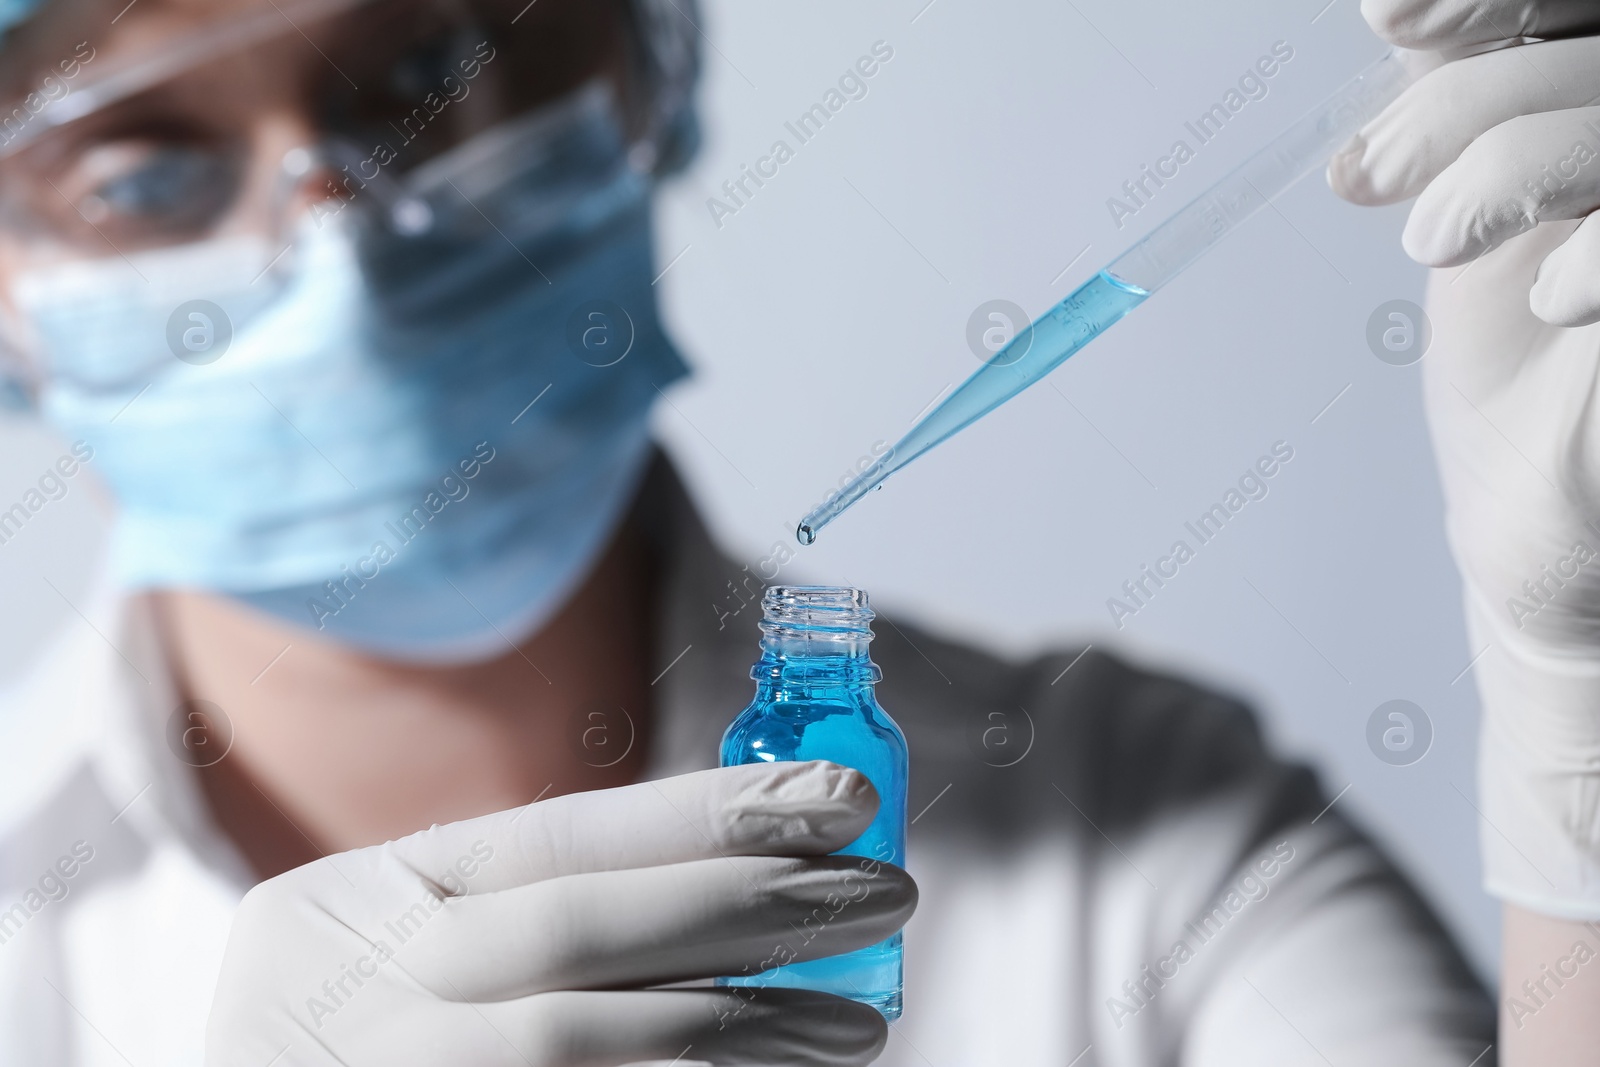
[0,459,1494,1066]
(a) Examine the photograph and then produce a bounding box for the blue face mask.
[18,82,688,662]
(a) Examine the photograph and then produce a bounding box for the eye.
[75,143,239,235]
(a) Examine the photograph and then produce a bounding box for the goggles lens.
[0,0,637,255]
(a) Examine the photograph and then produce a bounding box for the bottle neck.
[752,645,882,695]
[751,585,881,694]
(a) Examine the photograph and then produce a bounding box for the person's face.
[0,0,625,290]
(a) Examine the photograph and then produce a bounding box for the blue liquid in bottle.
[717,586,909,1018]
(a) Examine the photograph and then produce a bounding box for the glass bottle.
[716,585,909,1018]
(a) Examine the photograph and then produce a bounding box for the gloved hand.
[1330,0,1600,918]
[206,761,915,1066]
[1329,0,1600,325]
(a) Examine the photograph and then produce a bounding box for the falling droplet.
[796,522,816,546]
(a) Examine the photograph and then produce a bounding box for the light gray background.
[0,0,1499,976]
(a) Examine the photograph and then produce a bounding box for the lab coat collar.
[0,569,256,890]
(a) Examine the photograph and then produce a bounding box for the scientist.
[0,0,1527,1063]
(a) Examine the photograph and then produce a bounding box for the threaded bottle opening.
[755,586,877,679]
[760,586,874,636]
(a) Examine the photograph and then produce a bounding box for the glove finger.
[1530,209,1600,326]
[1402,106,1600,266]
[1360,0,1600,50]
[249,988,886,1067]
[447,988,887,1067]
[392,855,916,999]
[1330,37,1600,206]
[389,761,878,891]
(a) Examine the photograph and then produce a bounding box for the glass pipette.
[797,49,1413,545]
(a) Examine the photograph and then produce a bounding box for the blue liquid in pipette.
[797,270,1148,544]
[795,51,1414,545]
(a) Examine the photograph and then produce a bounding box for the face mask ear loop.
[620,0,700,177]
[0,305,42,409]
[0,233,54,407]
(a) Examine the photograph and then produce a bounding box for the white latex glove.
[206,762,915,1066]
[1330,1,1600,325]
[1330,1,1600,917]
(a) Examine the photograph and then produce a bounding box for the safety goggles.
[0,0,697,264]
